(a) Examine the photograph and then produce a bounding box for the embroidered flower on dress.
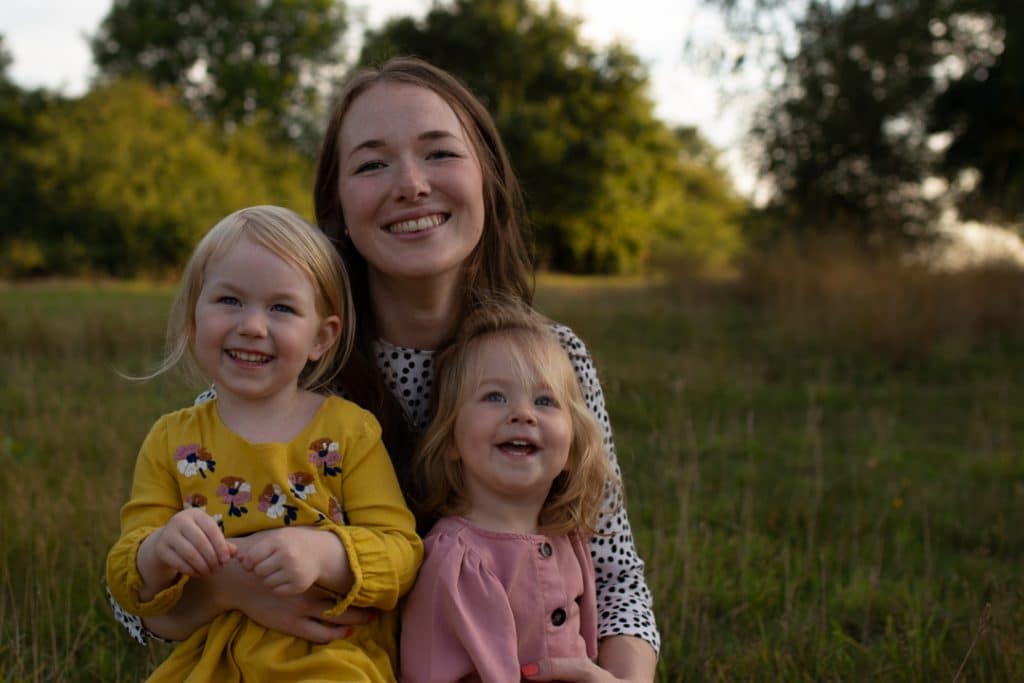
[216,476,251,517]
[175,444,216,478]
[328,496,347,525]
[288,471,316,500]
[183,493,207,509]
[258,483,298,525]
[308,438,342,477]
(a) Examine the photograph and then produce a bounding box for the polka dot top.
[108,323,660,653]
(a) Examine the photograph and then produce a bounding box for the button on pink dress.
[400,516,598,682]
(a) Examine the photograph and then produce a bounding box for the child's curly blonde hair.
[412,298,617,538]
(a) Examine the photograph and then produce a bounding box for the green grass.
[1,274,1021,681]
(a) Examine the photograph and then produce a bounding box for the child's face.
[453,336,572,512]
[193,236,340,404]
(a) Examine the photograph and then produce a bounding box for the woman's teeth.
[388,214,446,233]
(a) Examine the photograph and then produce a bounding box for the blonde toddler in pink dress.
[399,301,615,682]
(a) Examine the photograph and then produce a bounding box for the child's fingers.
[193,513,233,564]
[235,542,273,571]
[171,521,224,575]
[264,570,302,595]
[158,533,214,576]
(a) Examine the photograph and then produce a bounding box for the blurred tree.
[19,78,311,276]
[752,1,943,243]
[360,0,744,273]
[701,0,1022,241]
[0,35,58,276]
[90,0,348,147]
[929,2,1024,222]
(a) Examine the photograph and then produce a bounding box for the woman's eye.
[535,395,557,407]
[270,303,296,314]
[217,296,240,306]
[427,149,459,160]
[483,391,506,403]
[354,160,385,174]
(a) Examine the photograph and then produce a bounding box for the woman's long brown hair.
[313,57,534,497]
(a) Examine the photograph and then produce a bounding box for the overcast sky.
[0,0,757,192]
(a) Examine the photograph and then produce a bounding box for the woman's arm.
[146,534,360,643]
[109,531,373,644]
[522,635,658,682]
[553,324,660,678]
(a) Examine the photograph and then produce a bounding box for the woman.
[111,57,658,681]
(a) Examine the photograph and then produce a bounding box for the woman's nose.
[395,160,430,200]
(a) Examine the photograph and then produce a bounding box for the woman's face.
[337,82,486,287]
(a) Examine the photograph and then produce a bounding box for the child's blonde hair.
[155,205,354,391]
[413,299,616,538]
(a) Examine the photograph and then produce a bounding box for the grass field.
[1,259,1022,681]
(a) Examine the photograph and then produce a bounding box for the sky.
[0,0,757,193]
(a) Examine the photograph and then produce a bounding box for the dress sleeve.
[319,409,423,616]
[552,324,661,653]
[400,531,521,683]
[105,416,190,616]
[106,392,215,644]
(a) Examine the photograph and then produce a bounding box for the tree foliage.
[360,0,744,273]
[0,36,58,275]
[90,0,347,145]
[7,78,311,277]
[929,1,1024,222]
[703,0,1022,241]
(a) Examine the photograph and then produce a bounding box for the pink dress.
[400,516,598,682]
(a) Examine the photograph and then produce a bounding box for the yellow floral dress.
[106,396,422,682]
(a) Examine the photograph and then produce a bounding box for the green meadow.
[2,258,1022,681]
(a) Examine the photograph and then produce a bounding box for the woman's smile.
[385,212,449,234]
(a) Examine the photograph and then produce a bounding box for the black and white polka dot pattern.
[109,325,660,652]
[374,339,434,431]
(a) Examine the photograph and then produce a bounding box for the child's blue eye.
[535,395,557,407]
[270,303,296,314]
[483,391,506,403]
[218,296,240,306]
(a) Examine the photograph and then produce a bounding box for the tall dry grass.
[733,238,1024,362]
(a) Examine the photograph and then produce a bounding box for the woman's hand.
[143,530,374,644]
[219,532,368,642]
[521,634,657,683]
[520,658,627,682]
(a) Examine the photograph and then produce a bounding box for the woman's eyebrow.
[418,130,458,142]
[347,130,460,159]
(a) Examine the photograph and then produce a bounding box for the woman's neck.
[368,271,463,350]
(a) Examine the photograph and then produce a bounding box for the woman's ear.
[309,315,342,361]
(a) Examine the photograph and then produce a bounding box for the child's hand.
[151,508,237,578]
[235,527,332,595]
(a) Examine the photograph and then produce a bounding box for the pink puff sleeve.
[400,530,521,683]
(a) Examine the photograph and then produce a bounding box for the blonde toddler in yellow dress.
[106,206,422,682]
